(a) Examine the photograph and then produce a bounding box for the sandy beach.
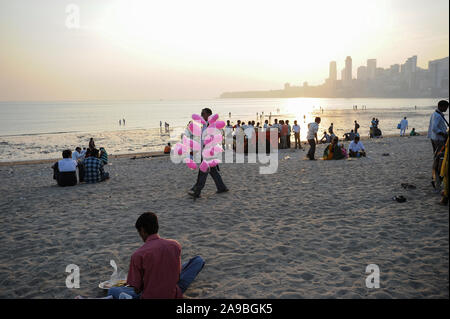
[0,135,448,299]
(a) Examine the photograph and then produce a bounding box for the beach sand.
[0,135,448,299]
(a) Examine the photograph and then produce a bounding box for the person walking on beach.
[306,117,321,160]
[119,119,122,126]
[107,212,205,299]
[293,120,302,149]
[400,117,409,136]
[123,118,126,126]
[188,108,229,199]
[428,100,449,153]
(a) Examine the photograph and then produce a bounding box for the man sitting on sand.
[319,130,330,144]
[348,135,366,158]
[323,136,346,160]
[52,149,78,187]
[84,148,109,183]
[107,212,205,299]
[410,128,420,136]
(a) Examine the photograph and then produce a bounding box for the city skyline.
[0,0,449,100]
[221,53,449,98]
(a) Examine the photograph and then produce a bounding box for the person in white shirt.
[72,147,82,161]
[52,149,78,186]
[224,120,234,150]
[306,117,321,160]
[293,120,302,149]
[263,120,269,129]
[400,117,409,136]
[348,135,366,157]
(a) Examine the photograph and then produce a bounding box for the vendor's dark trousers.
[294,133,301,149]
[432,139,445,155]
[307,139,316,160]
[193,166,227,196]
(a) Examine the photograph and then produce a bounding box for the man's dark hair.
[91,148,99,157]
[75,147,81,152]
[202,108,212,116]
[135,212,159,235]
[438,100,449,111]
[62,149,72,158]
[315,117,321,123]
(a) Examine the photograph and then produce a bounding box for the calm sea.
[0,97,446,162]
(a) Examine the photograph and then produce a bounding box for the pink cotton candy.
[203,135,214,146]
[214,121,225,129]
[206,127,220,135]
[184,158,198,170]
[207,159,221,167]
[213,145,224,154]
[188,122,202,136]
[199,160,210,172]
[183,136,201,151]
[174,143,184,155]
[208,113,219,124]
[202,147,214,159]
[192,114,206,124]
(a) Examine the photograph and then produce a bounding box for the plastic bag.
[109,259,127,285]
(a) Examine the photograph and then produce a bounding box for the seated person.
[72,147,83,161]
[320,131,331,144]
[348,135,366,157]
[52,149,78,187]
[84,148,109,183]
[107,212,205,299]
[99,147,108,165]
[410,128,420,136]
[343,130,355,141]
[164,143,171,154]
[323,136,346,160]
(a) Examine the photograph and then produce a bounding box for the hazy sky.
[0,0,448,100]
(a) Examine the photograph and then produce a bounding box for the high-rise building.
[344,56,352,85]
[357,66,367,81]
[367,59,377,79]
[429,57,449,89]
[402,55,418,89]
[390,64,400,75]
[329,61,337,82]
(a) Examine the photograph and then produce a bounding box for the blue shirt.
[427,110,448,141]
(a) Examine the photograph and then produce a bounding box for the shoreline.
[0,132,426,167]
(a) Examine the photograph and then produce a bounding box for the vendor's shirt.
[293,125,300,133]
[348,140,365,152]
[127,234,183,299]
[307,122,319,140]
[58,158,77,172]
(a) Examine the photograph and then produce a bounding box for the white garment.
[400,119,408,130]
[72,151,82,161]
[307,122,319,140]
[58,158,77,172]
[348,141,365,152]
[293,125,300,133]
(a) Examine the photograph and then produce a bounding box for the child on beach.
[99,147,108,165]
[164,143,171,154]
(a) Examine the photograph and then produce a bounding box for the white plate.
[98,281,112,290]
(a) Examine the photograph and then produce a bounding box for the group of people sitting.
[322,134,366,160]
[52,138,110,187]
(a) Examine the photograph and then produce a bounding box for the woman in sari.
[323,136,347,160]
